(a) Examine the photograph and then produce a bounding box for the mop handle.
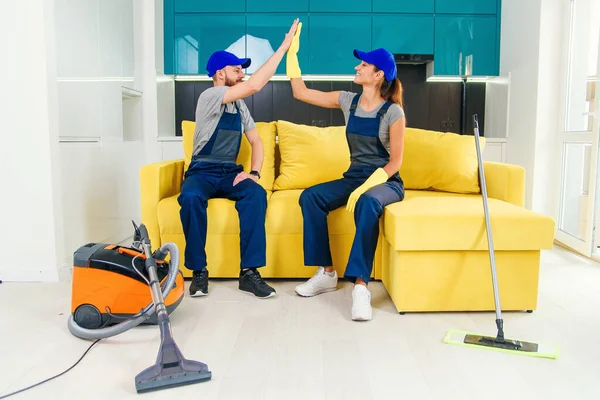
[472,115,503,324]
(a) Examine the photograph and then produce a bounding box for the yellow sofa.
[140,120,555,313]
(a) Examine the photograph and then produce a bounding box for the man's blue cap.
[206,50,251,77]
[353,48,397,81]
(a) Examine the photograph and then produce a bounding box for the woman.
[286,23,406,321]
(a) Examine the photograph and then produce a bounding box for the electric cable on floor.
[0,339,102,399]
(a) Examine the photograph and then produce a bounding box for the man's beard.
[226,77,243,87]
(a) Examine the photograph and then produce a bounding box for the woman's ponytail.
[380,77,403,107]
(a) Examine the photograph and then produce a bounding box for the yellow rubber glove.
[346,168,388,213]
[286,22,302,78]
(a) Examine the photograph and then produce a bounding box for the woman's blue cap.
[353,48,397,81]
[206,50,251,77]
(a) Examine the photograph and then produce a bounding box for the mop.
[443,114,560,360]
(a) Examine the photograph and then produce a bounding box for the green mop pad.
[444,329,559,359]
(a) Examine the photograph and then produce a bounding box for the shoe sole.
[295,286,337,297]
[189,291,208,297]
[239,288,277,299]
[352,314,372,321]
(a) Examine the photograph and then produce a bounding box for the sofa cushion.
[383,190,555,251]
[274,121,350,190]
[181,120,277,191]
[157,192,272,235]
[400,128,485,194]
[266,190,355,235]
[273,121,485,194]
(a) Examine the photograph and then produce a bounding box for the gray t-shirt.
[338,91,405,154]
[193,86,256,156]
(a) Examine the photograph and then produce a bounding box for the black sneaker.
[239,268,276,298]
[190,269,208,297]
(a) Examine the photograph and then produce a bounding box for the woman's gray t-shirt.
[338,91,405,154]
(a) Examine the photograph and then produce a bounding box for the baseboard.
[0,268,60,283]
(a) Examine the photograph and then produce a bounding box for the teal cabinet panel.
[173,0,245,13]
[372,0,434,13]
[435,0,498,15]
[433,15,498,76]
[174,14,246,74]
[246,0,308,12]
[310,0,370,12]
[373,15,434,55]
[246,14,308,75]
[308,15,371,74]
[164,0,175,74]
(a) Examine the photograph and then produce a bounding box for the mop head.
[444,329,559,359]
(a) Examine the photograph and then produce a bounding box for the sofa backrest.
[181,119,486,195]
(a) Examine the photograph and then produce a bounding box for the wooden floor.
[1,246,600,400]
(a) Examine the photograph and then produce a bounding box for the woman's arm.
[383,116,406,177]
[224,19,299,104]
[290,78,341,108]
[286,21,341,109]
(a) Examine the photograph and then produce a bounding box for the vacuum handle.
[138,224,151,245]
[136,223,153,260]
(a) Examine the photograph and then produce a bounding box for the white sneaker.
[295,267,338,297]
[352,285,372,321]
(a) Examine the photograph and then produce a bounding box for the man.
[178,19,299,299]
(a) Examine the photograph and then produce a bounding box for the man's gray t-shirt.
[338,91,405,154]
[193,86,256,156]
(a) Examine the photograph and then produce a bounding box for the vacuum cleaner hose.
[67,242,180,340]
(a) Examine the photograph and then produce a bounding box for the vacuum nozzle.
[135,329,212,393]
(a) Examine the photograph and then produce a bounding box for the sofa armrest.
[140,159,184,248]
[484,161,525,207]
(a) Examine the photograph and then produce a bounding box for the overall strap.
[376,101,394,120]
[233,101,242,132]
[349,94,360,117]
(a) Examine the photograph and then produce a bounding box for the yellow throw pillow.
[400,127,485,194]
[274,120,350,190]
[181,120,277,191]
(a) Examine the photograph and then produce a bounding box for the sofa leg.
[527,310,534,313]
[399,312,406,315]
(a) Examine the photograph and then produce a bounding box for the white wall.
[0,0,178,281]
[53,0,149,265]
[488,0,568,217]
[532,0,570,218]
[497,0,542,210]
[0,0,62,282]
[155,0,176,138]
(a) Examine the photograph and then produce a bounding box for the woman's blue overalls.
[178,103,267,271]
[299,94,404,283]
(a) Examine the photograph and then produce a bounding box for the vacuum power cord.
[0,339,101,399]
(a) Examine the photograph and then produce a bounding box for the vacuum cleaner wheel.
[74,304,103,329]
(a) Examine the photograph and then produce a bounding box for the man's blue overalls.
[299,94,404,283]
[178,103,267,271]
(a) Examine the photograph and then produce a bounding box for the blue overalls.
[299,94,404,283]
[178,103,267,271]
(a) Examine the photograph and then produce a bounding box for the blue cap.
[353,48,397,81]
[206,50,251,77]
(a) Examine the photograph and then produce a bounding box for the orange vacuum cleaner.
[68,221,211,393]
[69,241,184,329]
